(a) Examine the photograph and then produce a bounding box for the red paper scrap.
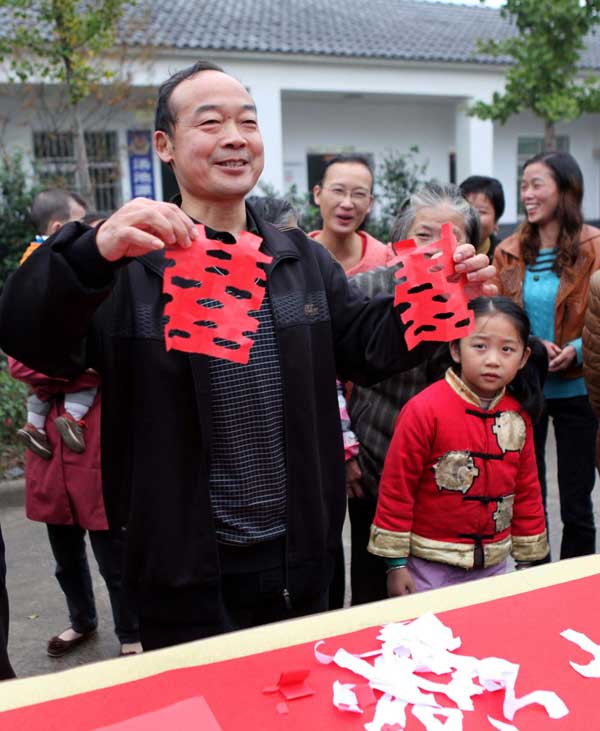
[262,685,280,694]
[354,684,377,708]
[92,696,221,731]
[389,222,473,350]
[163,224,272,364]
[266,669,315,700]
[276,701,289,715]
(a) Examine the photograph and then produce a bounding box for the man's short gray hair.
[390,181,480,247]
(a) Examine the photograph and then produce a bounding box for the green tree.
[369,146,428,242]
[0,150,40,290]
[0,0,134,204]
[470,0,600,152]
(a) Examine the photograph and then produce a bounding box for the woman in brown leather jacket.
[493,151,600,560]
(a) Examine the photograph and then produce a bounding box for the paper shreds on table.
[315,612,569,731]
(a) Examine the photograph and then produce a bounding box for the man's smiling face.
[155,70,264,205]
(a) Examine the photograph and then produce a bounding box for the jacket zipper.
[266,252,296,612]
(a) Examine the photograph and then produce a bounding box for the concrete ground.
[1,425,598,679]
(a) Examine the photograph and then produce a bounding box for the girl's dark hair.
[519,152,584,275]
[426,296,547,421]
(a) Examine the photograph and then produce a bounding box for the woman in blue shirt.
[493,152,600,559]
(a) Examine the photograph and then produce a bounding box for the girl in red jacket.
[368,296,549,596]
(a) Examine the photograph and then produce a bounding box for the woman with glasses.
[310,154,394,274]
[310,154,394,609]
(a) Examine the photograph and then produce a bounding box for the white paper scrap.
[477,656,568,721]
[561,628,600,678]
[378,613,462,653]
[364,693,407,731]
[412,704,463,731]
[314,640,382,665]
[314,640,335,664]
[487,716,519,731]
[333,648,378,681]
[505,686,568,721]
[332,681,362,714]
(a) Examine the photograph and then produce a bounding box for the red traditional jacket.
[8,359,106,530]
[368,369,548,569]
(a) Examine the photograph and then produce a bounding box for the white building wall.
[0,86,162,203]
[281,95,455,193]
[2,53,599,227]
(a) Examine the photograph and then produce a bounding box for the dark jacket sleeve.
[0,223,116,379]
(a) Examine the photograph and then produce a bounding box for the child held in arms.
[17,188,98,458]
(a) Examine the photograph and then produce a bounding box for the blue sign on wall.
[127,130,156,199]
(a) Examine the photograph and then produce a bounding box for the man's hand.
[96,199,197,262]
[453,244,497,298]
[386,566,415,597]
[346,457,365,499]
[549,344,576,373]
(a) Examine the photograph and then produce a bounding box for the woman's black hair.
[426,296,547,421]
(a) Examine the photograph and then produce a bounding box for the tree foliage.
[470,0,600,151]
[0,150,41,291]
[0,0,133,202]
[370,146,429,242]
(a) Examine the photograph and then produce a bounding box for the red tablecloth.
[3,573,600,730]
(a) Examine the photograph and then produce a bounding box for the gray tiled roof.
[1,1,599,69]
[117,0,600,69]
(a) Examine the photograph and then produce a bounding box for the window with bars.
[516,136,569,216]
[33,130,122,215]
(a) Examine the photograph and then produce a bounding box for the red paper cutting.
[93,696,222,731]
[163,224,272,364]
[389,222,474,350]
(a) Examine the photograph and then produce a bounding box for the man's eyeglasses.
[321,186,371,202]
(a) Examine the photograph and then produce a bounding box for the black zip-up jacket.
[0,212,428,626]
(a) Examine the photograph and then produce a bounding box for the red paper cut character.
[388,222,473,350]
[163,224,272,364]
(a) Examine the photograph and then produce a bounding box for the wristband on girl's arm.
[384,557,408,573]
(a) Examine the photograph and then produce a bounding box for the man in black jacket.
[0,61,496,650]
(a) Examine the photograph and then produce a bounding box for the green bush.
[0,354,27,446]
[367,146,429,243]
[0,151,40,291]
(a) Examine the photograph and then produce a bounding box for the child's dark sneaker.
[17,424,53,460]
[54,414,86,453]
